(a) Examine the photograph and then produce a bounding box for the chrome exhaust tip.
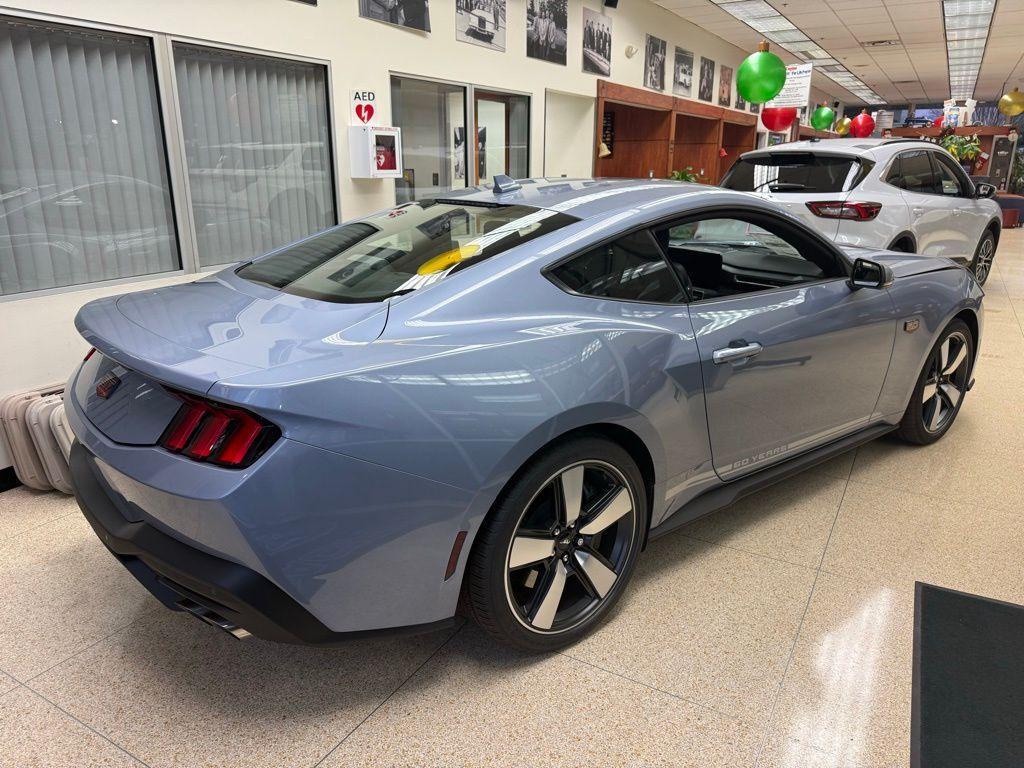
[177,598,252,640]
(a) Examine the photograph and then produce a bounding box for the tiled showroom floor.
[2,230,1024,768]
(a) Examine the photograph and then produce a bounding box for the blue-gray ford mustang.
[67,178,983,651]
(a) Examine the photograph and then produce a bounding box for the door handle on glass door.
[713,342,763,364]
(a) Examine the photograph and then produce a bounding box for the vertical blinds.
[173,44,334,268]
[0,18,179,295]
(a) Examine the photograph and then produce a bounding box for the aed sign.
[351,90,378,125]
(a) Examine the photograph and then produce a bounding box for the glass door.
[390,75,468,202]
[473,90,529,184]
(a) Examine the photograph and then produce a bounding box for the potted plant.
[670,167,701,182]
[939,132,981,173]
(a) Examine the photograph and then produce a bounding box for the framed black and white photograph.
[359,0,431,32]
[456,0,505,52]
[582,7,611,77]
[527,0,567,66]
[735,91,746,111]
[672,47,693,97]
[749,100,760,114]
[643,34,666,91]
[698,56,714,102]
[718,64,733,107]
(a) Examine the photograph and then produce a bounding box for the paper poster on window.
[766,63,812,109]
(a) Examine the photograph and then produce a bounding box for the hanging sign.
[766,63,812,109]
[351,89,379,125]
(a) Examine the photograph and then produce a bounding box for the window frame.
[883,148,975,199]
[543,204,853,307]
[0,9,340,303]
[544,228,689,305]
[930,151,976,198]
[389,70,532,199]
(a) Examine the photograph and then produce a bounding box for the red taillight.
[806,201,882,221]
[84,347,97,362]
[159,391,278,468]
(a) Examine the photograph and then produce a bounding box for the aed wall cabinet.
[349,125,403,179]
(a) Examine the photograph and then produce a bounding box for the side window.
[549,230,684,303]
[932,153,969,197]
[885,155,904,188]
[898,150,939,195]
[653,216,829,301]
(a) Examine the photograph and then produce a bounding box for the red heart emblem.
[355,104,374,124]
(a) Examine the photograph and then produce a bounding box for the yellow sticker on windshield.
[417,244,481,275]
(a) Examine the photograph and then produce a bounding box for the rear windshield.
[236,201,577,303]
[722,153,870,194]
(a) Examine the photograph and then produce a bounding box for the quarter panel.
[66,379,476,632]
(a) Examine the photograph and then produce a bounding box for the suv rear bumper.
[70,440,455,645]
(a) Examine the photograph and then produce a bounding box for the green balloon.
[811,105,835,131]
[736,50,787,104]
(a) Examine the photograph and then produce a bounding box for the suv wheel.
[970,230,996,285]
[895,319,973,445]
[466,436,646,652]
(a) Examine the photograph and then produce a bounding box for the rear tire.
[895,319,973,445]
[969,230,996,286]
[465,436,647,652]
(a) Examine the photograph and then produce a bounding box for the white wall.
[0,0,844,469]
[544,89,595,178]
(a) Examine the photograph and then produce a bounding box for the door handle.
[713,342,763,364]
[912,207,925,216]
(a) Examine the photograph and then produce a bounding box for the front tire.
[895,319,973,445]
[465,436,647,652]
[970,230,996,285]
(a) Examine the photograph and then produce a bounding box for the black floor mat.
[913,582,1024,768]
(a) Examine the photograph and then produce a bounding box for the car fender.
[886,230,918,252]
[463,400,667,525]
[874,267,983,420]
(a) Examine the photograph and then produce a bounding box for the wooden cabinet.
[594,80,756,183]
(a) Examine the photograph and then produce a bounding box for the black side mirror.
[975,182,996,199]
[849,257,894,290]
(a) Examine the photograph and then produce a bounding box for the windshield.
[236,201,578,303]
[722,153,868,194]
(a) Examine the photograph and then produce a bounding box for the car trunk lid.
[73,271,388,443]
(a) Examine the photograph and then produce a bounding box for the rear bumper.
[70,440,456,644]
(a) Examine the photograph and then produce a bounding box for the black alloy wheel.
[466,436,646,652]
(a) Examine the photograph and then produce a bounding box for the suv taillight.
[806,201,882,221]
[159,391,279,468]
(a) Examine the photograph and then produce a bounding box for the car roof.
[433,177,742,219]
[741,137,939,161]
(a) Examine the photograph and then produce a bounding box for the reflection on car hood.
[839,246,959,278]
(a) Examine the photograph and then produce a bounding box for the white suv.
[721,138,1002,284]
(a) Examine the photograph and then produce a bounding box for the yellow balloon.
[998,87,1024,117]
[835,117,852,136]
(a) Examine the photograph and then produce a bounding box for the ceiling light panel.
[708,0,883,102]
[942,0,995,100]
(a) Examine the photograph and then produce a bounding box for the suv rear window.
[237,201,577,303]
[722,153,870,194]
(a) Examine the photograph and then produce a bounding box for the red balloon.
[933,115,944,127]
[850,111,875,138]
[761,107,797,132]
